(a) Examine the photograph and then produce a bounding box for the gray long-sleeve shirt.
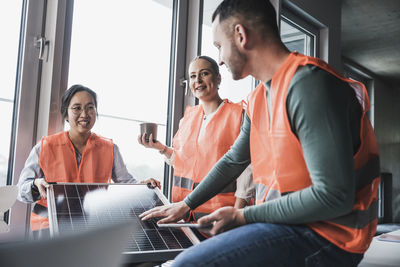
[18,142,137,203]
[184,65,363,224]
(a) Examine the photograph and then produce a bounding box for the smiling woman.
[17,84,160,239]
[138,56,254,240]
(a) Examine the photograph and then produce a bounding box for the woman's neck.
[201,97,223,116]
[68,130,91,153]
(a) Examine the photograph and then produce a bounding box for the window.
[281,18,314,56]
[0,1,23,186]
[343,63,374,126]
[280,7,318,57]
[67,0,174,187]
[0,0,47,239]
[201,0,255,103]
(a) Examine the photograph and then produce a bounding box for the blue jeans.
[172,223,363,267]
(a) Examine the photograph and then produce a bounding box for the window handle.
[180,78,188,95]
[34,36,50,61]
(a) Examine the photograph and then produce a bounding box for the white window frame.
[38,0,195,201]
[343,60,375,127]
[3,0,47,241]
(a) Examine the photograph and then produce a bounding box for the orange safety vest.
[172,99,243,221]
[246,52,380,253]
[30,131,114,231]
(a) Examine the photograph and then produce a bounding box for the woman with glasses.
[138,56,254,238]
[17,84,160,238]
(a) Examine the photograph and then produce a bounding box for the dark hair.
[191,55,220,76]
[61,84,98,120]
[212,0,279,38]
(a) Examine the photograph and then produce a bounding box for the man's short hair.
[212,0,279,38]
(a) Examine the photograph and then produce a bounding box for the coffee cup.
[140,122,158,143]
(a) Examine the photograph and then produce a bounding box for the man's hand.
[197,207,246,236]
[140,178,161,189]
[139,201,190,224]
[33,178,49,199]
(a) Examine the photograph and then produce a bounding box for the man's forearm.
[184,115,252,209]
[243,184,354,224]
[184,156,249,209]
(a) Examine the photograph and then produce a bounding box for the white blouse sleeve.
[164,116,184,166]
[234,164,255,202]
[111,144,137,183]
[164,151,175,166]
[17,143,43,203]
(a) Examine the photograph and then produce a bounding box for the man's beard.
[227,42,247,81]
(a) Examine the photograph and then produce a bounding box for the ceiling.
[186,0,400,86]
[341,0,400,87]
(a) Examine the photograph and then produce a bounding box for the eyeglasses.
[69,105,96,115]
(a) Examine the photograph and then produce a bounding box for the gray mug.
[140,122,158,142]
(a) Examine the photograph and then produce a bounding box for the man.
[140,0,380,266]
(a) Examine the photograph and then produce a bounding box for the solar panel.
[47,183,199,264]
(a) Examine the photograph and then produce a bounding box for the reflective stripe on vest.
[254,184,293,202]
[254,183,279,202]
[355,156,380,190]
[172,100,242,220]
[247,52,380,253]
[328,201,378,229]
[31,131,113,231]
[173,176,236,194]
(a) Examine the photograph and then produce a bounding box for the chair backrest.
[0,185,18,233]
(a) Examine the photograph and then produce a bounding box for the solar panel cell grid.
[47,183,198,263]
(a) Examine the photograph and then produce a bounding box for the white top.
[198,101,225,141]
[165,102,254,201]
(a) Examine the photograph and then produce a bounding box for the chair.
[0,185,18,233]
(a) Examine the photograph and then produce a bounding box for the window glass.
[0,1,23,186]
[281,17,315,57]
[201,0,254,104]
[67,0,173,186]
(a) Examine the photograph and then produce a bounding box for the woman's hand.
[234,197,249,209]
[141,178,161,189]
[197,207,246,236]
[139,201,190,224]
[33,178,49,199]
[137,133,165,151]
